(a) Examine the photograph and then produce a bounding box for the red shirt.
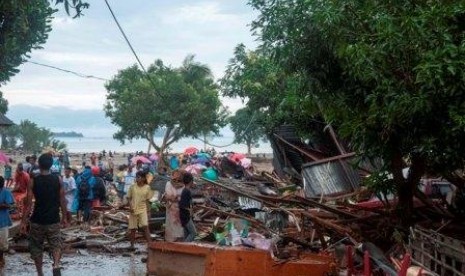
[14,171,30,193]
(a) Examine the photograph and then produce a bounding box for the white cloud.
[4,89,104,110]
[163,2,242,25]
[2,1,258,112]
[51,16,77,29]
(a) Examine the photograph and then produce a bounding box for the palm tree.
[178,54,214,88]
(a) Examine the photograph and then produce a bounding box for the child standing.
[4,160,12,188]
[179,172,196,242]
[127,171,154,248]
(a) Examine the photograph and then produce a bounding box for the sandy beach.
[4,151,274,173]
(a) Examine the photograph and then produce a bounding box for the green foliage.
[1,124,19,150]
[229,107,264,154]
[50,139,67,151]
[0,0,88,85]
[221,44,316,133]
[105,56,227,153]
[53,0,89,18]
[246,0,465,217]
[15,120,67,152]
[0,0,54,84]
[362,171,396,207]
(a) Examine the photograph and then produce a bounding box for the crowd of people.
[0,147,259,275]
[0,149,206,276]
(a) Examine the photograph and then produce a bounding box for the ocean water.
[57,136,273,154]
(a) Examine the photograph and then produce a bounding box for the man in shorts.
[0,176,14,269]
[127,171,154,249]
[21,153,68,276]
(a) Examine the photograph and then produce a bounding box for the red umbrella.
[0,151,10,164]
[229,153,246,162]
[131,155,151,164]
[184,147,199,155]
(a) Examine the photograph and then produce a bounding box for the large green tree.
[221,44,340,155]
[248,0,465,221]
[0,0,54,84]
[0,0,88,85]
[105,56,226,158]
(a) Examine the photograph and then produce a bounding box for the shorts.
[0,228,8,251]
[29,223,62,259]
[128,212,148,229]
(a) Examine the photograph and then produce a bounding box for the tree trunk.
[391,149,425,228]
[247,142,251,155]
[147,142,151,154]
[157,127,173,170]
[390,148,411,227]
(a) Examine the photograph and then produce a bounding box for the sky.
[2,0,258,112]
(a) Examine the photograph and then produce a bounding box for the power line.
[195,112,258,148]
[103,0,147,72]
[103,0,258,149]
[27,60,109,81]
[103,0,155,88]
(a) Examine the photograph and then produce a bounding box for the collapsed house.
[268,124,465,275]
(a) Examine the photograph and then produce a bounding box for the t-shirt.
[127,184,154,215]
[0,188,14,228]
[179,188,192,226]
[30,174,61,225]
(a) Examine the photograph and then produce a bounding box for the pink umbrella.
[229,153,246,162]
[184,146,199,155]
[0,151,10,164]
[131,155,151,164]
[185,163,205,176]
[149,153,159,161]
[240,158,252,169]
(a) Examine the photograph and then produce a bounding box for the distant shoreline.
[52,131,84,138]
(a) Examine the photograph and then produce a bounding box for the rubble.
[8,145,465,275]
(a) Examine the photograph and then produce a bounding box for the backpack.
[79,177,90,200]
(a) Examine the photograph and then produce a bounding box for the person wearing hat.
[90,166,106,208]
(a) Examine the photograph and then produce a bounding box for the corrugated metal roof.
[271,125,305,178]
[302,154,360,198]
[0,113,14,126]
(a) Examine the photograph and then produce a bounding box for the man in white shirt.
[62,167,76,223]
